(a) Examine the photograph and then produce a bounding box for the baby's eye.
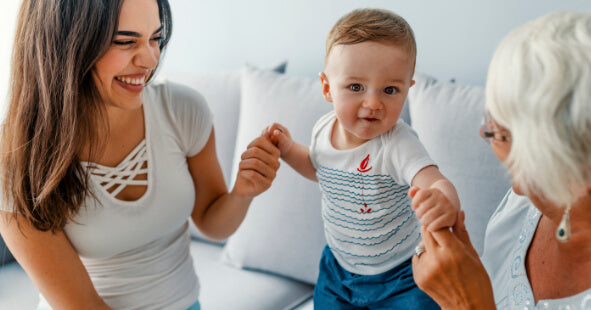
[384,87,398,95]
[349,84,363,92]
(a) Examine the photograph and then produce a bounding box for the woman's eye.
[112,40,134,46]
[349,84,363,92]
[151,36,163,43]
[384,87,397,95]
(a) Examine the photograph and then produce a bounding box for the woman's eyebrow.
[116,26,163,37]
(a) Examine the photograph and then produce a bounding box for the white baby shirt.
[36,80,213,310]
[309,111,435,275]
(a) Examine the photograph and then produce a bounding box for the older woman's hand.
[412,211,496,310]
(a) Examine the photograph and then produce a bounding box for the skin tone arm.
[409,166,461,231]
[189,128,281,240]
[412,212,496,310]
[0,214,112,310]
[261,123,317,182]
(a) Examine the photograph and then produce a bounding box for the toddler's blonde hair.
[325,8,416,67]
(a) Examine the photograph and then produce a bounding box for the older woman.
[0,0,280,309]
[411,12,591,309]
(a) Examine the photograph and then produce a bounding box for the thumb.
[273,129,293,154]
[452,211,477,255]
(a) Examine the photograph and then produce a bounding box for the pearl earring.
[556,204,572,242]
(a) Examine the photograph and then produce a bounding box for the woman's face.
[93,0,162,110]
[480,116,524,194]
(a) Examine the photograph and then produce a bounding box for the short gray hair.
[485,11,591,206]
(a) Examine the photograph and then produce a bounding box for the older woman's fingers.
[420,225,439,250]
[452,211,480,257]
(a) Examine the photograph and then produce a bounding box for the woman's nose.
[134,44,160,70]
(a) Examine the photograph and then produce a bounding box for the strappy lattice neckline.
[85,139,150,203]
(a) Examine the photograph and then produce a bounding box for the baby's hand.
[408,187,458,231]
[262,123,294,157]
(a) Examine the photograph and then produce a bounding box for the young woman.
[0,0,280,309]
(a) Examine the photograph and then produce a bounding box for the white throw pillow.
[161,62,286,243]
[408,73,511,255]
[222,66,331,284]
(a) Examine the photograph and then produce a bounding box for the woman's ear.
[319,72,332,103]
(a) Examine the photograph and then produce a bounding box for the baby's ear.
[410,79,416,87]
[319,72,332,102]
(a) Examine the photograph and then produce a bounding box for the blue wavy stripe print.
[322,194,409,225]
[322,207,411,232]
[330,224,419,260]
[327,211,414,245]
[317,173,400,191]
[317,168,406,189]
[350,230,421,266]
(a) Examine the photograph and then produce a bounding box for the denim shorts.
[313,245,440,310]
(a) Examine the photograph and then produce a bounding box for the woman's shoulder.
[145,79,208,111]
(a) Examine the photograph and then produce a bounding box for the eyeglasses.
[480,112,511,144]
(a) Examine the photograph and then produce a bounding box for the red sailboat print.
[358,155,372,213]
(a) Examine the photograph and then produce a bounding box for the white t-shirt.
[309,111,435,275]
[481,190,591,309]
[12,80,213,310]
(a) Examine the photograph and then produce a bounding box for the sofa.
[0,64,511,309]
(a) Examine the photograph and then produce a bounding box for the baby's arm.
[408,165,460,231]
[263,123,317,182]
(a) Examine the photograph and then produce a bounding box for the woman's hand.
[262,123,294,157]
[232,135,281,198]
[412,211,496,310]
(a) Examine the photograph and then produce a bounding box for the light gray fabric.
[0,239,314,310]
[161,62,287,243]
[223,66,331,284]
[407,73,511,254]
[0,261,39,310]
[194,241,313,310]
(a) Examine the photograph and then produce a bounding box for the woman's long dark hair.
[0,0,172,232]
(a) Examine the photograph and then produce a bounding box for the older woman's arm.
[412,212,496,310]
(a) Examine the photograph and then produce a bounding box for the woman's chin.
[511,183,524,196]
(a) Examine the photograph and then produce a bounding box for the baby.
[265,8,459,309]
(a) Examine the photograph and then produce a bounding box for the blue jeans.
[186,300,201,310]
[314,246,439,310]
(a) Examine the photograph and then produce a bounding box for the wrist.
[229,186,255,204]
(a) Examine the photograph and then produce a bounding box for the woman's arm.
[0,212,111,310]
[189,128,280,240]
[412,211,496,310]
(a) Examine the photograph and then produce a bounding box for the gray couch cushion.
[0,240,314,310]
[192,241,314,310]
[408,73,511,254]
[0,261,39,310]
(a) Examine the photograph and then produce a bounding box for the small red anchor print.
[357,154,373,173]
[360,203,372,213]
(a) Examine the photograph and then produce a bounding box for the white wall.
[2,0,591,113]
[162,0,591,84]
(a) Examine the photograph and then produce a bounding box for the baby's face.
[324,41,415,149]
